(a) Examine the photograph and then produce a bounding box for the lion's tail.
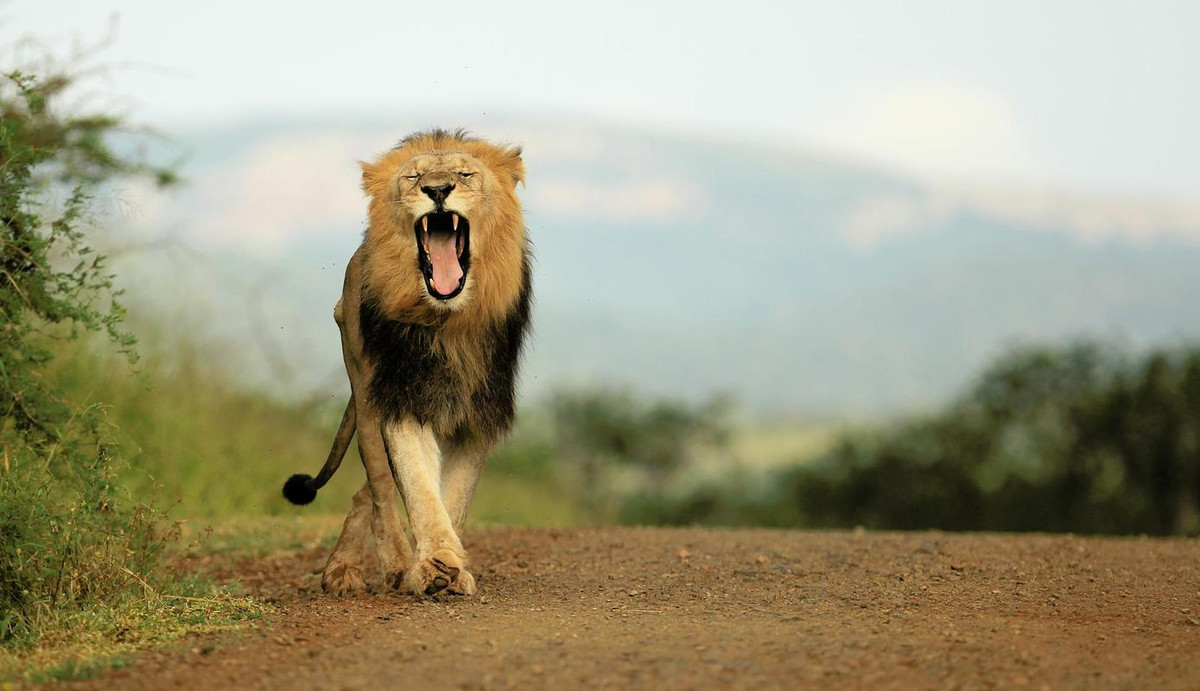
[282,396,356,506]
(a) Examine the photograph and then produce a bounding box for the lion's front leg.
[436,441,488,595]
[440,442,487,532]
[382,418,468,597]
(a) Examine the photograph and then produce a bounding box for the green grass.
[49,340,360,519]
[47,339,597,527]
[0,580,266,684]
[1,340,297,682]
[177,473,592,561]
[179,513,348,559]
[172,477,592,567]
[470,471,595,526]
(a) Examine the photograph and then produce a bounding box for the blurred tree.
[1104,353,1199,533]
[547,387,732,509]
[800,343,1200,534]
[628,342,1200,535]
[2,68,175,446]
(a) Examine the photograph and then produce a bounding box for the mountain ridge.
[113,117,1200,415]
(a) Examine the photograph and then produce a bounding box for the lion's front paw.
[445,569,476,596]
[322,564,366,596]
[404,548,465,597]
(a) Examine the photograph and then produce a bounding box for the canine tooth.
[421,216,428,232]
[452,213,459,231]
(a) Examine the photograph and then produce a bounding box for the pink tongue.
[427,234,463,295]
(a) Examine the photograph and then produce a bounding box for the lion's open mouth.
[414,211,470,300]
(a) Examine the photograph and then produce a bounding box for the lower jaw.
[424,279,465,302]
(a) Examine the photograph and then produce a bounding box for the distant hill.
[110,117,1200,416]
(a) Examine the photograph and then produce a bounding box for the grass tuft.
[0,581,267,684]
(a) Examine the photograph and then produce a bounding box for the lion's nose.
[421,183,455,205]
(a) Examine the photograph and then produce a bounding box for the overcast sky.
[5,0,1199,199]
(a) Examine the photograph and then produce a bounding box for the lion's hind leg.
[356,404,416,589]
[321,399,415,593]
[322,482,371,595]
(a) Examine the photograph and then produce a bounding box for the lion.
[281,129,530,597]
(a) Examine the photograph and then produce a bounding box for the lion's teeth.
[452,213,459,231]
[421,216,428,232]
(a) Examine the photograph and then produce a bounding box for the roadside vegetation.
[0,63,262,683]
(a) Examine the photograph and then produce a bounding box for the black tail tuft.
[282,474,318,505]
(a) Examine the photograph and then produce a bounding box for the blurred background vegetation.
[620,342,1200,536]
[48,331,1200,538]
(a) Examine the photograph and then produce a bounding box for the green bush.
[630,342,1200,535]
[0,64,257,663]
[543,387,734,516]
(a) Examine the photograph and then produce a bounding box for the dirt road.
[71,527,1199,689]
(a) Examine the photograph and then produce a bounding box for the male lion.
[282,129,530,597]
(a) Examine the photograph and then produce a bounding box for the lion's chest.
[359,299,526,444]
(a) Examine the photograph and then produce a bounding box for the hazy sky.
[5,0,1199,198]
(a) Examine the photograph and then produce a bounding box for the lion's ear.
[359,160,382,195]
[497,145,524,188]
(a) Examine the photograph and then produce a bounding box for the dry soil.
[64,527,1200,690]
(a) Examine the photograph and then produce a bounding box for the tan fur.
[360,133,525,330]
[318,131,528,597]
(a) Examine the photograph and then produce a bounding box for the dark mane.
[359,255,533,445]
